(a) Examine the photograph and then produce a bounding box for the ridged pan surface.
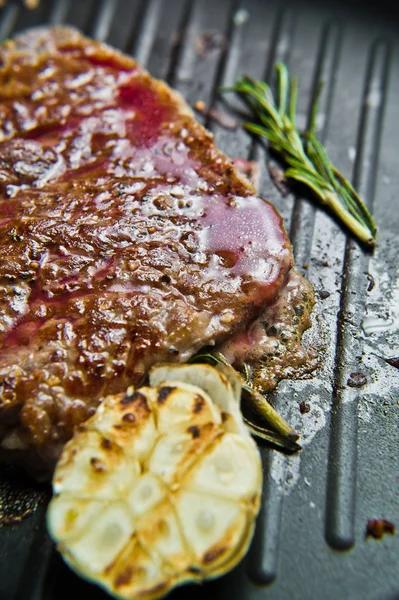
[0,0,398,599]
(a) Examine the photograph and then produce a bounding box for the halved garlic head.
[47,365,262,600]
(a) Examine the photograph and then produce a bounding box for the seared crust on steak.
[0,27,292,475]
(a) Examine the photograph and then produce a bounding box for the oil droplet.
[362,316,394,335]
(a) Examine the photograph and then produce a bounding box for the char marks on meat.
[0,27,293,475]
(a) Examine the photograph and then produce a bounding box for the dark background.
[0,1,398,599]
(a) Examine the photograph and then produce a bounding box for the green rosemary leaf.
[276,62,289,117]
[243,419,302,452]
[305,135,337,185]
[241,384,299,441]
[243,122,283,149]
[188,351,300,451]
[187,351,230,367]
[285,168,327,200]
[241,362,251,384]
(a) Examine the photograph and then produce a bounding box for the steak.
[0,27,292,476]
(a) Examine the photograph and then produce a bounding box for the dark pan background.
[0,0,398,599]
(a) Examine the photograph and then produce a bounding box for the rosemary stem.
[225,66,377,246]
[242,385,299,441]
[244,419,302,452]
[324,191,375,245]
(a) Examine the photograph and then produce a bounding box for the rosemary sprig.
[241,384,299,443]
[188,351,300,452]
[224,63,377,247]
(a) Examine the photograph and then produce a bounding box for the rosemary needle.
[224,63,377,247]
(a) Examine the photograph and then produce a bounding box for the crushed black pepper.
[319,290,331,300]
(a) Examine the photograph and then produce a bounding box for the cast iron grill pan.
[0,1,398,599]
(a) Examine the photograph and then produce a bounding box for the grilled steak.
[0,27,292,475]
